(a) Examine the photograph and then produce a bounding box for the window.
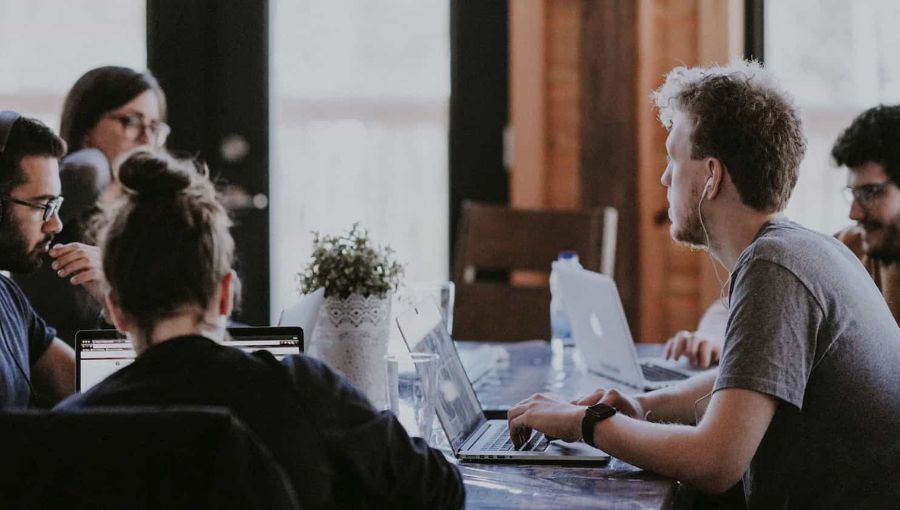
[270,1,450,320]
[766,0,900,234]
[0,1,146,129]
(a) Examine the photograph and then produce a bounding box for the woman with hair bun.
[56,151,465,509]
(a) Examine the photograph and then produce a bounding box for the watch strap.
[581,403,617,448]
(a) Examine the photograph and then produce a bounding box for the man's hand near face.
[49,242,105,303]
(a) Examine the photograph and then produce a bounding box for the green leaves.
[298,223,404,299]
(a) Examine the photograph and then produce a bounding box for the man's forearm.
[592,385,775,494]
[636,369,717,424]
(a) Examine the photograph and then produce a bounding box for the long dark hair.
[101,151,233,339]
[60,66,167,154]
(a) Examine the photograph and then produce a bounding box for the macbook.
[277,287,324,339]
[396,302,609,463]
[556,266,697,391]
[75,326,303,391]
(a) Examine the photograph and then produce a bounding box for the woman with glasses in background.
[14,66,170,345]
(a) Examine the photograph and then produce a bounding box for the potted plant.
[298,224,403,407]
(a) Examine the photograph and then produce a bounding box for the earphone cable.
[697,187,731,308]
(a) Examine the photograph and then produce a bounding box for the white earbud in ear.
[703,177,713,197]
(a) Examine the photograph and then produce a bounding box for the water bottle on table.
[549,251,582,345]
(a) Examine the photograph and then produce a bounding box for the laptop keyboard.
[482,425,550,452]
[641,363,690,382]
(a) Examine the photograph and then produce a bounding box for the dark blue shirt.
[57,336,464,510]
[0,274,56,408]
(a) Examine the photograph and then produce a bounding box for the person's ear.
[219,270,235,317]
[105,291,131,333]
[704,158,724,199]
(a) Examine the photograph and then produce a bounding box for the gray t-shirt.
[714,218,900,509]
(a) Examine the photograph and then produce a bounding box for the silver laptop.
[396,302,609,463]
[75,327,303,391]
[277,287,324,339]
[556,266,697,391]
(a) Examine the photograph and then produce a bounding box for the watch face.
[587,403,616,417]
[582,402,616,449]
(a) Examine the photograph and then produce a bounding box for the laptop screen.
[396,303,485,452]
[75,327,303,392]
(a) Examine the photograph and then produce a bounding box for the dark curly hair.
[831,104,900,183]
[652,62,807,212]
[0,115,66,196]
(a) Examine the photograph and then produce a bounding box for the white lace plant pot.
[310,293,392,409]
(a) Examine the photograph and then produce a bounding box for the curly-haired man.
[833,104,900,321]
[507,62,900,508]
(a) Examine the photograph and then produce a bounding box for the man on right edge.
[666,103,900,367]
[832,104,900,321]
[507,61,900,508]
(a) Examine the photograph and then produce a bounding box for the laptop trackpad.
[546,440,610,460]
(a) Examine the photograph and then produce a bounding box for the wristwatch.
[581,403,617,448]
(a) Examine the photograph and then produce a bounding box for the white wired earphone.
[697,173,731,308]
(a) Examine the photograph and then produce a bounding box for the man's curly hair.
[652,61,807,213]
[831,104,900,183]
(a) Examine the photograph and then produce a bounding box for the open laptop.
[75,326,303,392]
[396,302,609,463]
[556,266,696,391]
[277,287,324,339]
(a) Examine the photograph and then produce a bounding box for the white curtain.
[767,0,900,234]
[0,0,146,128]
[270,0,450,322]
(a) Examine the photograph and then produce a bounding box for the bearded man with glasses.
[0,111,76,408]
[834,104,900,323]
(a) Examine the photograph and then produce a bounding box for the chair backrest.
[0,407,300,510]
[453,201,617,341]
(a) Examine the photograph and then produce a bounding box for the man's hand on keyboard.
[507,393,585,449]
[571,388,645,420]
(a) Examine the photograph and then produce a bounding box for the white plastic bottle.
[549,250,582,342]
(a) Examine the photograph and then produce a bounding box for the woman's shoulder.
[59,148,111,223]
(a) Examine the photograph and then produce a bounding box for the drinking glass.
[384,352,440,444]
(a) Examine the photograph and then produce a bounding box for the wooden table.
[455,340,691,510]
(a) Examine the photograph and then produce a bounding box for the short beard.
[0,214,49,274]
[670,188,709,249]
[866,217,900,264]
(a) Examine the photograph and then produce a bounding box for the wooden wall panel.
[509,0,743,342]
[546,0,581,209]
[579,0,640,334]
[509,0,547,208]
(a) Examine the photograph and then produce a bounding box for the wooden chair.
[452,201,617,341]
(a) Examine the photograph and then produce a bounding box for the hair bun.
[119,151,192,196]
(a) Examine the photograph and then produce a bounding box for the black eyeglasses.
[843,181,894,207]
[0,195,64,222]
[105,113,171,147]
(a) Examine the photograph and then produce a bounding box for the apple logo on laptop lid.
[589,312,605,338]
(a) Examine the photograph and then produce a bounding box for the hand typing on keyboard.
[663,330,723,368]
[571,388,645,420]
[507,393,587,449]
